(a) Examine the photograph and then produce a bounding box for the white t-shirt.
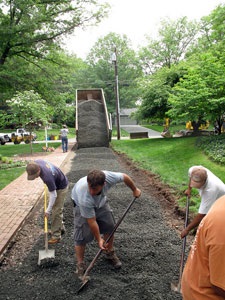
[60,128,69,137]
[189,166,225,214]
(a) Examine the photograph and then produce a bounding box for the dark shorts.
[73,203,115,246]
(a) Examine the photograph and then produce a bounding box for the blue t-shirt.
[71,171,124,218]
[35,159,68,191]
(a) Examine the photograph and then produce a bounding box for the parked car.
[0,135,6,145]
[0,133,10,143]
[10,128,37,144]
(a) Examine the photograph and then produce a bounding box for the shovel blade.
[38,249,55,265]
[77,276,90,294]
[171,281,181,293]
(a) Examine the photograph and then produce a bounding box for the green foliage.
[137,4,225,126]
[136,65,185,120]
[168,51,225,128]
[0,160,26,169]
[85,32,143,111]
[0,0,109,66]
[195,134,225,164]
[6,90,52,127]
[200,4,225,51]
[35,128,75,141]
[111,136,225,214]
[0,142,61,157]
[1,156,8,163]
[138,16,199,74]
[0,1,108,125]
[0,142,61,189]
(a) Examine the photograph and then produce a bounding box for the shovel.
[77,196,138,293]
[38,184,55,265]
[171,195,190,293]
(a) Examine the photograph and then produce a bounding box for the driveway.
[121,125,162,138]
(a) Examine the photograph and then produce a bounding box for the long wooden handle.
[44,184,48,233]
[83,197,138,278]
[177,196,190,291]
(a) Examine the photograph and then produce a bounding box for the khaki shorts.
[73,203,115,246]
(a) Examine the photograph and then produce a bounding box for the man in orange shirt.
[182,195,225,299]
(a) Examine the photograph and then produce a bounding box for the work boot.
[48,229,65,235]
[105,250,122,269]
[48,237,61,244]
[75,262,86,279]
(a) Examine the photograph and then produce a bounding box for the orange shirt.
[182,195,225,299]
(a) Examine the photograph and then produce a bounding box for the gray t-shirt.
[71,171,124,218]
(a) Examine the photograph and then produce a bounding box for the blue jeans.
[61,136,68,152]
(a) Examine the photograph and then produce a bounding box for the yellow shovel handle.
[44,184,48,233]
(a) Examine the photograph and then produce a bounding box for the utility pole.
[111,46,121,140]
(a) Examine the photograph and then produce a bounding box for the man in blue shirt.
[26,160,69,244]
[71,169,141,279]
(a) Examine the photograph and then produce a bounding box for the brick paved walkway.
[0,140,75,257]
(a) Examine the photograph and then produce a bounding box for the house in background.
[113,108,138,126]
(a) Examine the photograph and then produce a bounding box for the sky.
[63,0,224,59]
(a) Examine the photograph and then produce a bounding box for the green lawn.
[111,137,225,213]
[0,142,61,157]
[0,142,61,190]
[0,126,75,190]
[35,128,76,140]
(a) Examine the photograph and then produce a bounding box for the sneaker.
[105,250,122,269]
[75,262,86,279]
[48,237,61,244]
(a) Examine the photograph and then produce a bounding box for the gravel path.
[0,147,184,300]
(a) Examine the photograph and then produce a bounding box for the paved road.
[121,125,162,138]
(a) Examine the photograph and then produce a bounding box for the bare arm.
[181,213,205,238]
[87,217,106,250]
[123,174,141,198]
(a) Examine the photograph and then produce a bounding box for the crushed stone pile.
[77,100,109,148]
[0,147,183,300]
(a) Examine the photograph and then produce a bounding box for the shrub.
[195,134,225,164]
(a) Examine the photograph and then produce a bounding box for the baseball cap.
[190,167,207,188]
[26,162,40,180]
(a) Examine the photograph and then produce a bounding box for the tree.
[0,49,87,125]
[85,32,143,111]
[166,4,225,133]
[0,0,109,66]
[6,90,52,153]
[0,0,109,120]
[138,17,199,74]
[168,52,225,134]
[136,65,185,122]
[197,4,225,51]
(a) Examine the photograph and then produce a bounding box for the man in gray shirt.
[71,169,141,279]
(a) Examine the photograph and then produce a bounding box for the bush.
[195,134,225,164]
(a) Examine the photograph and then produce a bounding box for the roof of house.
[120,108,137,116]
